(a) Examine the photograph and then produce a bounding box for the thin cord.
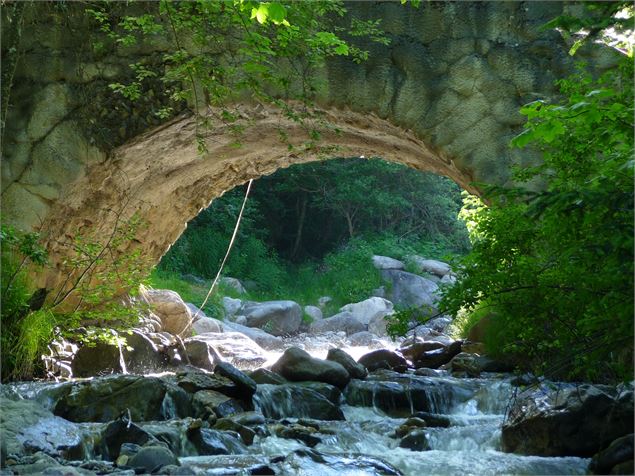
[193,179,253,321]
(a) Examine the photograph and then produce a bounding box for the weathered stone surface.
[399,341,445,362]
[407,256,451,277]
[184,332,267,369]
[176,371,237,395]
[128,445,180,473]
[380,270,439,310]
[502,384,634,457]
[214,361,257,398]
[304,305,323,322]
[220,277,247,295]
[142,289,193,337]
[371,255,405,270]
[449,352,513,377]
[101,418,155,460]
[248,368,287,385]
[71,340,126,378]
[192,317,223,334]
[271,347,350,389]
[222,297,243,319]
[43,375,192,422]
[193,390,244,419]
[221,321,283,350]
[309,311,366,336]
[413,341,463,370]
[190,428,247,455]
[589,434,634,475]
[254,384,345,420]
[241,301,302,336]
[339,297,394,326]
[326,348,367,380]
[399,429,430,451]
[358,349,408,372]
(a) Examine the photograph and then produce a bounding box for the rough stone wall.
[0,2,617,288]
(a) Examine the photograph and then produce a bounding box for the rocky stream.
[1,257,633,475]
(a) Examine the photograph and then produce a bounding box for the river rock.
[589,434,634,475]
[394,417,427,437]
[213,419,256,445]
[128,445,180,473]
[411,411,452,428]
[440,274,457,285]
[0,397,86,459]
[184,332,267,368]
[449,352,513,376]
[248,368,287,385]
[372,255,405,270]
[380,269,439,310]
[358,349,408,372]
[400,341,445,361]
[309,311,366,336]
[101,417,155,460]
[190,428,247,455]
[176,371,237,395]
[339,297,394,326]
[241,300,302,336]
[304,305,323,322]
[253,384,345,420]
[44,374,192,422]
[193,390,244,419]
[501,383,634,457]
[399,429,430,451]
[219,277,247,294]
[221,320,283,350]
[142,288,193,336]
[413,341,462,369]
[214,361,257,398]
[222,297,243,319]
[347,331,382,347]
[271,347,350,388]
[326,348,367,379]
[295,382,342,405]
[70,340,126,378]
[183,337,220,371]
[407,256,452,277]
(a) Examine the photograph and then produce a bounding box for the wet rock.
[128,445,179,473]
[162,464,196,475]
[326,348,367,379]
[176,371,236,395]
[502,383,634,457]
[254,384,345,420]
[589,434,634,475]
[272,423,322,447]
[192,317,223,334]
[221,321,283,350]
[190,429,247,455]
[214,419,256,445]
[214,362,257,398]
[242,301,302,336]
[399,341,445,362]
[407,256,451,277]
[184,332,267,368]
[193,390,244,419]
[381,269,439,310]
[394,417,427,437]
[142,288,193,336]
[182,337,220,371]
[371,255,405,270]
[141,419,199,457]
[309,311,365,336]
[125,330,169,373]
[399,429,430,451]
[1,398,86,460]
[411,411,451,428]
[271,347,350,389]
[45,375,192,422]
[101,417,155,460]
[248,368,287,385]
[294,382,342,405]
[286,449,401,475]
[413,341,462,369]
[358,349,408,372]
[449,352,513,377]
[5,453,67,475]
[339,298,394,326]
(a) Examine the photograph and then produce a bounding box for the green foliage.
[441,56,634,383]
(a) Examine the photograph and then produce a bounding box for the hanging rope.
[192,179,253,321]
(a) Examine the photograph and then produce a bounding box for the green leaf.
[267,2,286,24]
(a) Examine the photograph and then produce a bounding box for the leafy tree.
[441,54,633,382]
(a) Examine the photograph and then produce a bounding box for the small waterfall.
[117,339,128,374]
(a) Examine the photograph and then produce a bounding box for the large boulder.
[358,349,408,372]
[589,434,634,475]
[41,375,192,422]
[271,347,350,388]
[184,332,267,369]
[221,321,283,350]
[413,341,463,369]
[222,297,243,320]
[192,317,223,334]
[380,270,439,310]
[339,297,394,326]
[501,383,634,457]
[192,390,244,419]
[254,384,344,420]
[407,256,451,277]
[304,305,323,322]
[326,348,367,379]
[219,277,247,295]
[214,362,257,398]
[309,311,366,336]
[142,288,193,336]
[241,301,302,336]
[399,340,445,362]
[371,255,405,270]
[0,397,87,459]
[449,352,513,377]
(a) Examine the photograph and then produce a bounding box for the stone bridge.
[1,2,615,288]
